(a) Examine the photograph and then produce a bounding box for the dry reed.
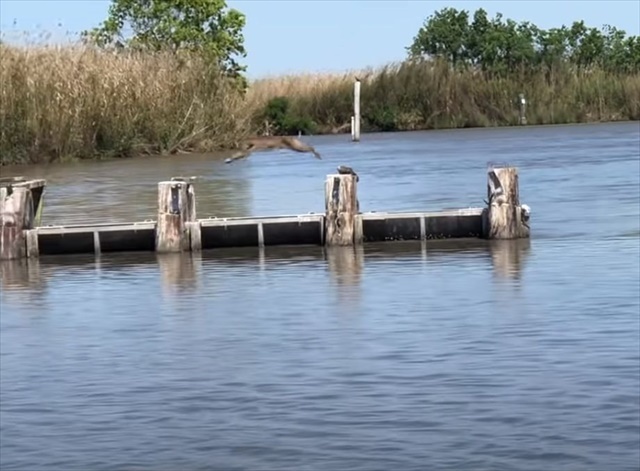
[1,43,638,166]
[249,59,640,133]
[0,43,250,165]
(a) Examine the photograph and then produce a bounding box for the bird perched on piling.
[337,165,359,182]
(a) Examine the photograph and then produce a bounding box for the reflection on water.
[1,258,39,290]
[489,239,531,281]
[1,122,639,471]
[0,259,45,308]
[157,252,202,298]
[327,246,364,284]
[0,239,534,300]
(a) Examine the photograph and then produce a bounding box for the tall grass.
[250,59,640,134]
[1,42,638,166]
[0,43,251,165]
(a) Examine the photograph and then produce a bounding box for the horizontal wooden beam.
[199,214,324,227]
[34,221,156,234]
[359,208,484,220]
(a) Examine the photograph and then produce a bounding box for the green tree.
[467,8,491,67]
[474,14,539,74]
[407,7,470,66]
[601,25,637,72]
[257,97,317,135]
[567,23,606,69]
[621,36,640,72]
[535,26,569,69]
[408,7,639,75]
[81,0,247,79]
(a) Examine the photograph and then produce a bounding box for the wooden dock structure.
[0,166,531,260]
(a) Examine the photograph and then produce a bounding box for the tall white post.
[353,79,361,142]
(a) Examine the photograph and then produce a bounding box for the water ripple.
[1,122,639,471]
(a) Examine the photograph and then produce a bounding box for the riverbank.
[250,60,640,136]
[1,43,639,166]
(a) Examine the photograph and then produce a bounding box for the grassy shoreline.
[253,60,639,136]
[1,44,639,166]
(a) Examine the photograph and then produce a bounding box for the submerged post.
[518,93,527,125]
[0,179,46,260]
[483,165,530,240]
[353,78,361,141]
[155,178,198,253]
[324,168,361,246]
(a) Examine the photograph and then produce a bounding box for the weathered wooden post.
[324,168,361,246]
[518,93,527,125]
[353,78,361,141]
[1,186,33,260]
[0,179,46,260]
[184,181,201,252]
[483,165,530,240]
[155,177,198,253]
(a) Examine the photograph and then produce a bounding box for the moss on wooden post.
[482,166,530,240]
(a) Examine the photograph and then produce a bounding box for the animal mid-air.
[225,136,322,164]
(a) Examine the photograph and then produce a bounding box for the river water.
[1,122,639,471]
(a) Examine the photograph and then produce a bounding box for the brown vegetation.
[251,60,640,135]
[1,42,638,166]
[0,43,251,165]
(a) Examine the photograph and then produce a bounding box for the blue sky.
[1,0,639,79]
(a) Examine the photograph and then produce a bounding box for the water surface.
[1,122,639,471]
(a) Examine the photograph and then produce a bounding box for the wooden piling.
[1,187,33,260]
[324,172,360,246]
[188,221,202,251]
[185,182,201,251]
[25,230,39,258]
[353,79,361,141]
[155,179,197,253]
[483,166,530,240]
[0,179,46,260]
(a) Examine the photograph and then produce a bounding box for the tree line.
[82,1,640,87]
[407,7,640,74]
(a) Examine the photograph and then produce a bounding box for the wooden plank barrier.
[0,166,531,260]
